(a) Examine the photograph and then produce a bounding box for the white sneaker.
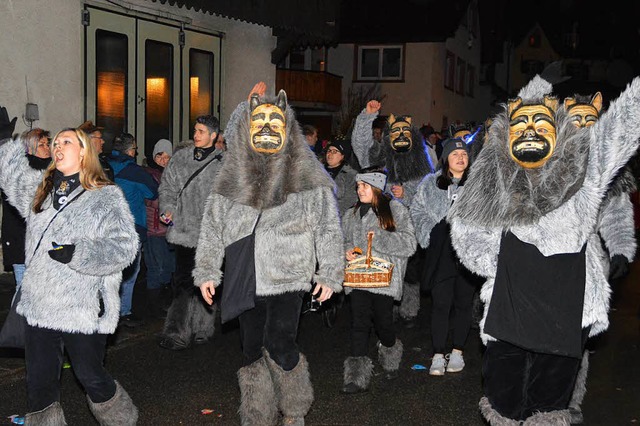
[446,351,465,373]
[429,355,446,376]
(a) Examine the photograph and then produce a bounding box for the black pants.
[25,324,116,412]
[483,340,581,420]
[430,271,477,354]
[173,245,196,292]
[238,291,304,371]
[349,290,396,357]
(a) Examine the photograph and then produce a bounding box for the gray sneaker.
[446,351,465,373]
[429,355,446,376]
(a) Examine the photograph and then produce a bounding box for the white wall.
[0,0,276,134]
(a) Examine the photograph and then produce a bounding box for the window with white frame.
[356,45,404,81]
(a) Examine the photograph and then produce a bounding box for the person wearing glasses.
[107,132,159,328]
[79,120,114,181]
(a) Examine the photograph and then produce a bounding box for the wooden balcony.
[275,69,342,111]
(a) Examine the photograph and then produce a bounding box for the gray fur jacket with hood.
[159,141,224,248]
[352,110,432,207]
[410,171,460,248]
[193,98,345,296]
[342,200,416,300]
[333,163,358,215]
[0,138,138,334]
[448,75,640,344]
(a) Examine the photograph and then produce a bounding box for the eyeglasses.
[326,148,341,154]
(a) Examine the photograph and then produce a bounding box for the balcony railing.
[275,69,342,110]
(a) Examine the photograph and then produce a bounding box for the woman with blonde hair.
[0,127,139,424]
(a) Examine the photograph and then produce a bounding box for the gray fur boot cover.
[25,401,67,426]
[378,339,403,372]
[568,350,589,424]
[264,351,314,423]
[399,281,420,320]
[522,410,571,425]
[87,381,138,426]
[238,357,278,426]
[478,397,520,426]
[343,356,374,389]
[190,295,217,343]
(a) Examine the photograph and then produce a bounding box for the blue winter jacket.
[108,150,159,240]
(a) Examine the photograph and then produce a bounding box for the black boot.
[147,288,168,319]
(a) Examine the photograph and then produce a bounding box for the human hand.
[346,247,362,261]
[48,242,75,264]
[248,82,267,102]
[312,283,334,303]
[391,185,404,199]
[199,281,216,305]
[0,105,17,140]
[366,100,381,115]
[160,211,173,226]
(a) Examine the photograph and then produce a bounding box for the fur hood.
[213,99,334,210]
[450,88,591,228]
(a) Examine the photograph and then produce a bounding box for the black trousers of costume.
[172,245,196,292]
[430,271,476,354]
[25,324,116,411]
[238,291,304,371]
[483,340,581,420]
[349,290,396,356]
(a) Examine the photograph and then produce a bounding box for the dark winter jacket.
[108,150,159,240]
[143,166,168,238]
[330,163,358,215]
[1,155,50,269]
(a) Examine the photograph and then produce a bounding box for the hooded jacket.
[0,138,138,334]
[193,99,344,295]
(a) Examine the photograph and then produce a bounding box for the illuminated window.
[145,40,173,159]
[96,30,128,143]
[189,49,214,133]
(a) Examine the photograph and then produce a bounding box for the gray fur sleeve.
[351,109,378,169]
[449,218,501,278]
[598,194,637,261]
[306,187,345,292]
[342,208,356,252]
[223,101,248,148]
[593,76,640,185]
[0,137,43,218]
[373,201,416,258]
[158,158,180,215]
[68,187,139,276]
[397,178,420,208]
[410,175,442,248]
[193,193,226,287]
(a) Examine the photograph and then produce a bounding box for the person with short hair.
[78,120,114,181]
[0,128,139,424]
[158,114,225,350]
[324,138,358,215]
[107,132,159,327]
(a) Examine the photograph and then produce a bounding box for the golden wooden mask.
[249,90,287,154]
[388,114,413,152]
[508,96,558,169]
[565,92,603,128]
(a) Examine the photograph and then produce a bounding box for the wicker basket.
[344,231,394,288]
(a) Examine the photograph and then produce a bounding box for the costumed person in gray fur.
[351,100,432,327]
[341,169,416,394]
[0,128,139,425]
[157,114,224,350]
[561,92,637,424]
[448,74,640,424]
[193,82,344,426]
[410,138,481,376]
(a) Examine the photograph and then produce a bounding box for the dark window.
[456,58,466,95]
[356,45,403,81]
[445,51,455,90]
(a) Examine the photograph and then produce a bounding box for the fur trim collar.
[213,100,334,209]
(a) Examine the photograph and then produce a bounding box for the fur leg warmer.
[87,381,138,426]
[161,288,215,349]
[478,397,520,426]
[522,410,571,425]
[238,357,278,426]
[342,356,374,392]
[265,351,314,426]
[378,339,403,374]
[191,296,217,344]
[25,401,67,426]
[399,281,420,320]
[568,350,589,424]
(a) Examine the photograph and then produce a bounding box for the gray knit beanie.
[356,172,387,191]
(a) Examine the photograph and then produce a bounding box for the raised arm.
[0,137,45,218]
[351,101,381,169]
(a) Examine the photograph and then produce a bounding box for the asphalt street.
[0,263,638,425]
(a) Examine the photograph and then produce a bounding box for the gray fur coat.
[334,164,358,216]
[351,110,426,207]
[192,100,345,295]
[341,200,416,300]
[410,172,460,248]
[159,142,224,248]
[0,138,138,334]
[449,75,640,344]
